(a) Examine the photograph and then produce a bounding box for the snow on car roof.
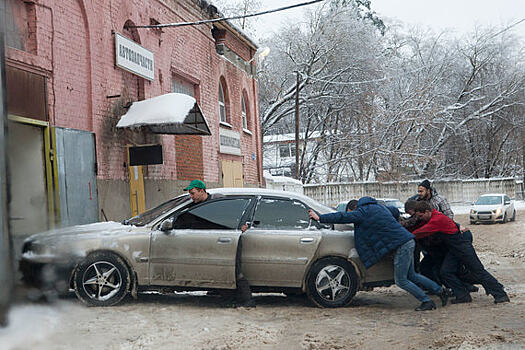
[479,193,507,197]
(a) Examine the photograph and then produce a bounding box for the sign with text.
[115,33,155,81]
[219,128,241,156]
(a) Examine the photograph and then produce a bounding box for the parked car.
[470,193,516,224]
[20,188,395,308]
[376,198,408,218]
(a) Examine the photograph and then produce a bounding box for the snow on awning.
[116,93,211,135]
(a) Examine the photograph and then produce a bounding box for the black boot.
[451,293,472,304]
[494,294,510,304]
[415,300,436,311]
[235,275,255,308]
[439,288,450,307]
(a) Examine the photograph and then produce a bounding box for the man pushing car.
[308,196,449,311]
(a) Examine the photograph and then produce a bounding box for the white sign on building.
[115,33,155,81]
[219,128,241,156]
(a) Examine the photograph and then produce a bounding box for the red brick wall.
[5,0,263,186]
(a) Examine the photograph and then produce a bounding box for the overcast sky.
[249,0,525,41]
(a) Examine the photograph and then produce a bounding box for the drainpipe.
[0,28,13,327]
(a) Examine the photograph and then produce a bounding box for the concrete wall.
[304,178,521,208]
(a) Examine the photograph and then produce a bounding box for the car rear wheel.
[73,252,131,307]
[306,257,358,308]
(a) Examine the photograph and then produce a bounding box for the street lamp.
[248,46,270,63]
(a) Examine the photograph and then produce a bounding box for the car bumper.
[19,258,74,291]
[470,214,504,223]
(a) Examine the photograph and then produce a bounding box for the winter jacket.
[410,187,454,219]
[318,197,414,269]
[411,209,458,239]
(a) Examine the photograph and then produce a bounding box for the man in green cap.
[183,179,255,307]
[184,179,211,205]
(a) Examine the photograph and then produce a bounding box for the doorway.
[222,160,243,187]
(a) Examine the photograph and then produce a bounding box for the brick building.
[2,0,263,248]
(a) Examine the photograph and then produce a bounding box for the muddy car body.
[20,188,395,307]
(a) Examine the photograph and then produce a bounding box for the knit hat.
[418,179,431,189]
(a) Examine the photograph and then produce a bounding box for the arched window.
[241,95,248,129]
[218,81,227,123]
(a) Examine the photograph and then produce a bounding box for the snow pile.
[117,93,196,127]
[0,304,62,349]
[264,171,304,194]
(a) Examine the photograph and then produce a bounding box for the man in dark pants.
[403,200,479,293]
[184,180,255,307]
[412,201,509,304]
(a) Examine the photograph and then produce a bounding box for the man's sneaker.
[494,294,510,304]
[415,300,436,311]
[439,288,450,306]
[451,294,472,304]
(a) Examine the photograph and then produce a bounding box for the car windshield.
[124,195,190,226]
[475,196,502,205]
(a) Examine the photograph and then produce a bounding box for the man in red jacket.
[413,201,509,304]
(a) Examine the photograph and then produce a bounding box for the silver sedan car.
[20,188,395,308]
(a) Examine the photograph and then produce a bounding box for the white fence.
[304,178,524,208]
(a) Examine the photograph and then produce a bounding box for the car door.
[149,197,253,289]
[241,196,322,288]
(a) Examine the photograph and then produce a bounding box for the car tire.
[501,213,507,224]
[470,220,476,225]
[73,252,131,307]
[306,257,358,308]
[511,210,516,222]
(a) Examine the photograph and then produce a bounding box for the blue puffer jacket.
[319,197,413,268]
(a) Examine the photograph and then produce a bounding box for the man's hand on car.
[308,209,320,221]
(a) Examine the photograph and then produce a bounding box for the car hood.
[25,221,138,245]
[471,205,502,211]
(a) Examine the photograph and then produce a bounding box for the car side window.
[172,198,251,230]
[504,196,510,203]
[253,198,310,230]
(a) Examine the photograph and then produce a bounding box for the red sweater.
[412,210,458,239]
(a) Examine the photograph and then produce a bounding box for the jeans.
[439,230,506,299]
[394,239,442,303]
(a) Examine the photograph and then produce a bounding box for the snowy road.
[1,212,524,350]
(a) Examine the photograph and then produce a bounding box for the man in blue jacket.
[308,196,448,311]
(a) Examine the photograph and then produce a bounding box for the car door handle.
[217,237,232,244]
[300,237,315,243]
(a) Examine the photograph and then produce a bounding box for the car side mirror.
[504,201,510,205]
[160,219,173,232]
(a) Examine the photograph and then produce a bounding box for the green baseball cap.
[184,179,206,191]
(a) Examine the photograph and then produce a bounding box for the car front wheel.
[511,210,516,222]
[306,257,358,308]
[73,252,131,307]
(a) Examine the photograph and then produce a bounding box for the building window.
[279,144,296,158]
[218,81,227,123]
[241,95,248,129]
[172,76,194,97]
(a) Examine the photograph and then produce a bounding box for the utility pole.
[295,71,300,180]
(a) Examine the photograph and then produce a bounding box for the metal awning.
[116,93,211,135]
